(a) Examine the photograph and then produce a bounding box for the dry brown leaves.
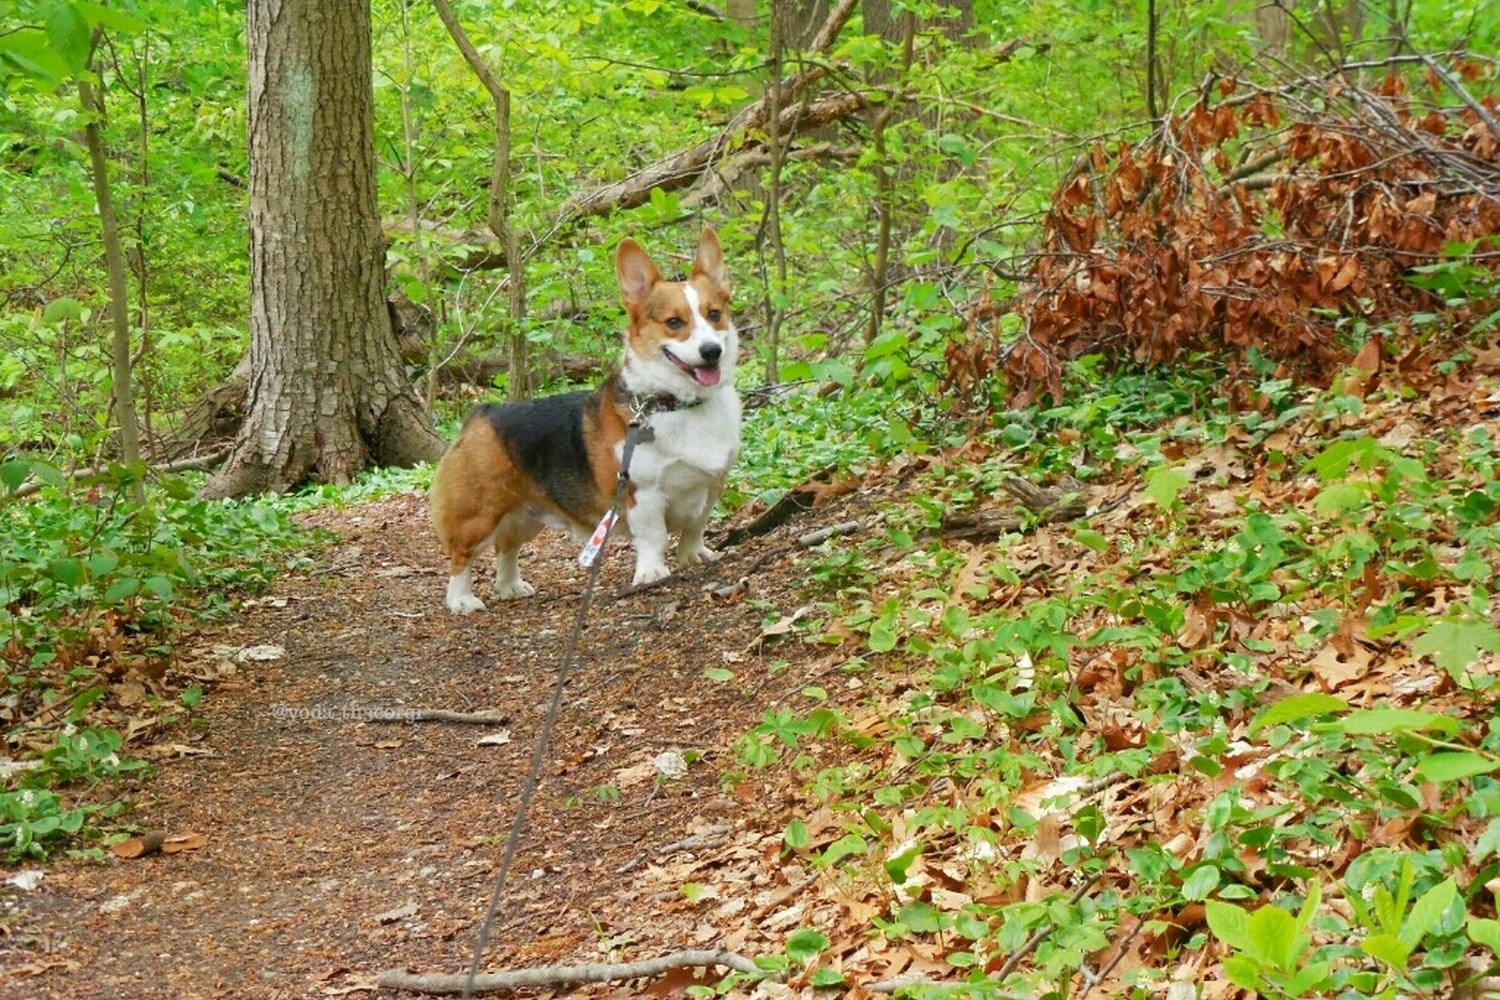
[945,69,1500,406]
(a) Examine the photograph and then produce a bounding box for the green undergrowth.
[704,341,1500,997]
[1,460,311,860]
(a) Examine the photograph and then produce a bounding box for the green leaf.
[42,296,82,324]
[1144,464,1189,509]
[1475,818,1500,862]
[817,832,867,868]
[44,1,91,74]
[73,1,146,33]
[703,667,734,682]
[884,841,921,884]
[809,966,846,987]
[1415,620,1500,674]
[785,927,828,963]
[1206,900,1253,952]
[1248,904,1300,970]
[1286,959,1331,995]
[1362,932,1410,970]
[1469,916,1500,953]
[782,818,809,851]
[1073,528,1108,552]
[1331,708,1459,736]
[1181,864,1220,900]
[1312,481,1369,516]
[1249,693,1347,734]
[103,577,139,602]
[48,557,84,587]
[1304,435,1376,482]
[0,458,28,493]
[1414,751,1500,784]
[1400,877,1456,948]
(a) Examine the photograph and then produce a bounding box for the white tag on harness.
[578,508,619,567]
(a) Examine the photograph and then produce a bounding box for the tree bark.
[205,0,442,498]
[79,63,145,503]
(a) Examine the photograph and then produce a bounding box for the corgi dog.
[429,228,741,614]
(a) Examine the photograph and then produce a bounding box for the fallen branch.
[11,449,229,500]
[936,476,1089,540]
[796,520,860,547]
[615,823,732,874]
[377,949,760,995]
[369,709,511,726]
[560,90,867,222]
[868,978,1033,999]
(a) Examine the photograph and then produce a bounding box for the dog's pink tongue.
[694,366,721,387]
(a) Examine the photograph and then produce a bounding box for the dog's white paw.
[632,562,672,587]
[494,578,537,600]
[447,593,487,615]
[678,544,722,566]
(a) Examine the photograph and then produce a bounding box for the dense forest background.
[4,2,1500,998]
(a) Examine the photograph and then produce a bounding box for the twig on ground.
[796,520,860,547]
[368,709,511,726]
[614,823,733,874]
[869,978,1034,998]
[376,949,759,995]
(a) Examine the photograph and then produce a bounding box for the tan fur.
[429,387,633,581]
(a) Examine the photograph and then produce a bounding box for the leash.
[460,408,657,1000]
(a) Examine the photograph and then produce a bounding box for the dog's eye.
[665,316,685,330]
[707,309,722,322]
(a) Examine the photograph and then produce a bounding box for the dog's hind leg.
[494,509,544,600]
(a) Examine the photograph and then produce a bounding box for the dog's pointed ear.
[616,238,661,308]
[691,227,728,291]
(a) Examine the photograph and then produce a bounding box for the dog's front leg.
[626,489,673,585]
[676,483,723,567]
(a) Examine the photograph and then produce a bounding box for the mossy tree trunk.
[205,0,442,498]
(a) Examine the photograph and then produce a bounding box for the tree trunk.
[79,65,145,504]
[205,0,442,498]
[863,0,972,42]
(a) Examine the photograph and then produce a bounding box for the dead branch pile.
[949,58,1500,406]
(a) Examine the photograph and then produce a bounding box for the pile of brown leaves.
[948,61,1500,406]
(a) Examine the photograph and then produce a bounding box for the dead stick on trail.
[366,709,511,726]
[377,949,759,995]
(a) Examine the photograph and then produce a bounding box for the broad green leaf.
[1331,708,1459,736]
[104,577,139,602]
[44,1,91,74]
[1296,880,1321,932]
[1205,900,1253,951]
[0,458,28,493]
[703,667,733,682]
[1469,916,1500,952]
[1248,904,1299,969]
[48,557,84,587]
[1312,481,1369,515]
[1222,954,1263,992]
[1400,877,1456,948]
[1362,932,1410,970]
[1181,864,1220,900]
[1144,464,1189,508]
[884,841,921,884]
[1415,620,1500,674]
[1475,818,1500,862]
[1249,693,1347,734]
[782,818,809,851]
[1286,960,1331,995]
[42,296,82,324]
[73,2,147,34]
[785,927,828,963]
[1304,435,1376,482]
[1414,751,1500,784]
[809,966,846,987]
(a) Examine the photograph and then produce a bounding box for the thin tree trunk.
[205,0,442,498]
[396,0,437,408]
[1145,0,1159,122]
[78,64,145,503]
[864,11,914,347]
[430,0,530,400]
[762,0,786,384]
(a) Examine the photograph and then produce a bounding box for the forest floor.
[3,483,888,1000]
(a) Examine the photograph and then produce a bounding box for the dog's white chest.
[625,392,741,488]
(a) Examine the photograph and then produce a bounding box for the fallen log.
[558,0,859,223]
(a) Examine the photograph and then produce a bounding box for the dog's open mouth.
[662,347,721,387]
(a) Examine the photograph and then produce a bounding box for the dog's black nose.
[700,341,722,363]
